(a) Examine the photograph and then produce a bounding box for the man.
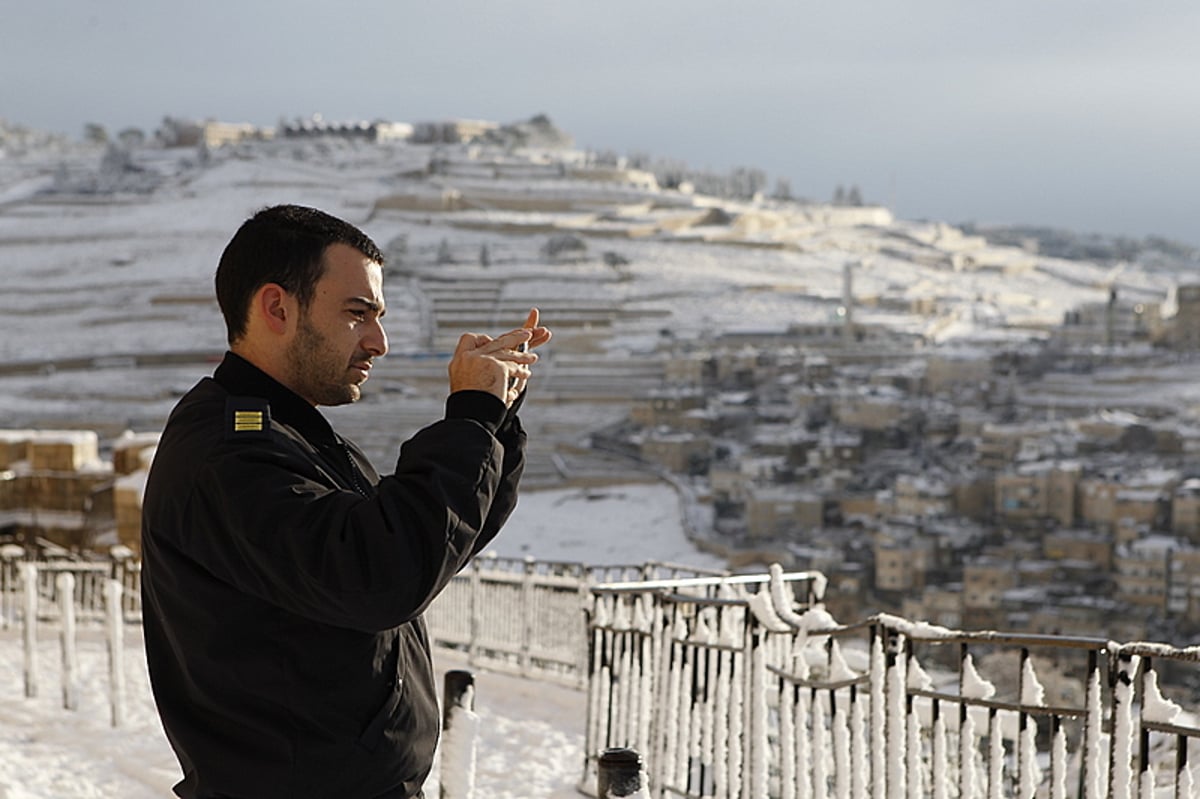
[141,204,551,798]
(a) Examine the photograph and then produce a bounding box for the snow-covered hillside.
[1,127,1194,466]
[3,119,1200,799]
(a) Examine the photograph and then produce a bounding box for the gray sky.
[4,0,1198,246]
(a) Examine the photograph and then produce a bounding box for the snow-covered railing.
[0,547,141,627]
[580,569,827,795]
[5,561,129,726]
[424,554,727,686]
[583,564,1200,799]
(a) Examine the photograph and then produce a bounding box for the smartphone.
[508,340,528,390]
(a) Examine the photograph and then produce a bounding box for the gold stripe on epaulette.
[233,410,264,432]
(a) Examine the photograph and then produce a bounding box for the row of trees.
[588,148,868,206]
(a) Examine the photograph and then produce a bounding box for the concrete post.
[22,562,38,698]
[58,571,78,711]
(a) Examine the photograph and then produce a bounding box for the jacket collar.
[212,351,338,447]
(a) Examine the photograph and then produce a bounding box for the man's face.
[284,243,388,406]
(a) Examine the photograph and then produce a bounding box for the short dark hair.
[215,205,385,343]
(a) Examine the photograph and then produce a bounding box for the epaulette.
[225,396,272,441]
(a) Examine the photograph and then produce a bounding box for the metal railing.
[424,554,728,685]
[583,564,1200,799]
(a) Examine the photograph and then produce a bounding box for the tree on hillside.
[543,233,587,263]
[84,123,109,145]
[772,178,793,202]
[118,128,145,148]
[603,251,632,281]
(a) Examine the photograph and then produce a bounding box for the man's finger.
[455,332,493,354]
[454,333,477,355]
[488,328,534,353]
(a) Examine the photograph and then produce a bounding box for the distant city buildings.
[614,311,1200,642]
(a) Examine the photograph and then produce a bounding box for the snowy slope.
[0,631,587,798]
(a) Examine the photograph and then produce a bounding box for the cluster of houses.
[5,327,1200,644]
[0,430,155,559]
[153,114,569,151]
[7,278,1200,644]
[606,294,1200,644]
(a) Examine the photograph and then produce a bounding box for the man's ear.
[256,283,294,336]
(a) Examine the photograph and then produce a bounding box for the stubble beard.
[286,315,363,407]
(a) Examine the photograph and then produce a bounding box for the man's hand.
[448,308,552,405]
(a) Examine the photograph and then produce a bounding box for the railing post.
[1110,651,1136,799]
[598,747,646,798]
[109,544,134,621]
[105,578,125,727]
[884,625,906,799]
[58,571,78,711]
[1083,649,1103,799]
[579,568,596,690]
[870,624,887,799]
[1,543,24,629]
[520,556,536,677]
[467,560,481,668]
[748,626,768,799]
[440,669,478,799]
[21,561,38,698]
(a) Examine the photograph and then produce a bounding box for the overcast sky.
[3,1,1198,246]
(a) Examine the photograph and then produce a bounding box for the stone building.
[744,485,823,540]
[993,461,1079,528]
[0,430,112,551]
[1114,535,1176,610]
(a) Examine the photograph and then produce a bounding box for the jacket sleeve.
[177,395,523,633]
[469,393,526,561]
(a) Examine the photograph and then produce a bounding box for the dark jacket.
[141,353,525,798]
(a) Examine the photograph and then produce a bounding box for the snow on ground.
[0,632,588,798]
[495,482,727,569]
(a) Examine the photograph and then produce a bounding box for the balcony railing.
[423,554,729,685]
[583,564,1200,799]
[5,549,1198,798]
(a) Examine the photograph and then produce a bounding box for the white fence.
[0,547,141,628]
[0,552,724,726]
[582,564,1200,799]
[424,555,729,685]
[2,560,130,727]
[7,553,1200,799]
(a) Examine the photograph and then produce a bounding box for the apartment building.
[1172,478,1200,542]
[637,430,712,475]
[744,485,824,540]
[993,461,1079,528]
[630,387,708,429]
[1169,283,1200,349]
[1114,535,1175,610]
[893,474,954,518]
[1168,547,1200,623]
[962,556,1018,618]
[1042,529,1113,571]
[1079,470,1177,537]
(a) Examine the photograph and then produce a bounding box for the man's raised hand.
[448,308,551,405]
